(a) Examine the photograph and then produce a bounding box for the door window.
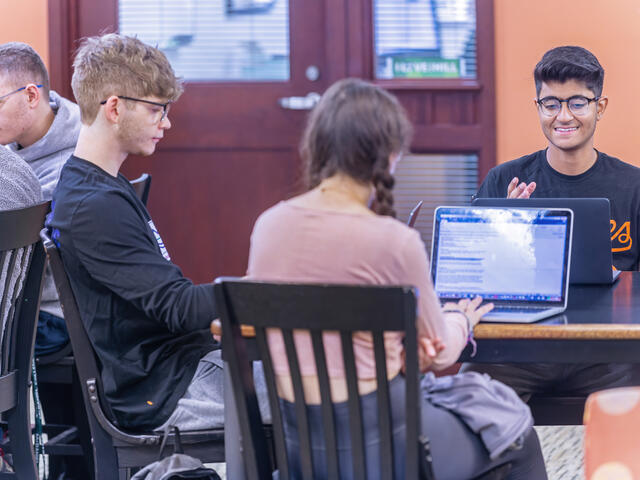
[119,0,290,81]
[374,0,477,79]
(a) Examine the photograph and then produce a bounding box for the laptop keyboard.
[489,306,549,313]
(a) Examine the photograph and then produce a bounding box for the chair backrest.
[40,228,117,418]
[41,228,159,449]
[214,277,420,480]
[129,173,152,206]
[0,202,48,381]
[0,202,48,478]
[41,229,225,478]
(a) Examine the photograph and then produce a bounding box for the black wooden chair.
[0,202,49,479]
[129,173,152,206]
[41,229,224,480]
[214,278,512,480]
[20,174,157,478]
[33,173,155,477]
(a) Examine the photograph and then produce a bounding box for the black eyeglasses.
[100,96,171,122]
[0,84,43,102]
[536,95,599,117]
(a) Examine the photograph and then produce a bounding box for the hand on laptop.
[443,296,494,328]
[507,177,536,199]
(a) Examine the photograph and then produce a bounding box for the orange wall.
[495,0,640,167]
[0,0,49,69]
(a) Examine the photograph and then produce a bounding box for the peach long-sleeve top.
[246,201,468,379]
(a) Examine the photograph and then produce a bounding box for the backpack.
[131,426,221,480]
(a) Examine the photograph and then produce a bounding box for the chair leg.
[86,414,119,480]
[6,400,38,479]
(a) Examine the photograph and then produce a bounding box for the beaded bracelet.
[442,308,477,357]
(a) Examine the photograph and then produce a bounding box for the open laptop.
[472,198,620,284]
[430,206,573,323]
[407,200,423,227]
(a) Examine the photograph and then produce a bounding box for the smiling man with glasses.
[475,45,640,269]
[467,46,640,404]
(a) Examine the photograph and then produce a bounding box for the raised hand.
[507,176,536,199]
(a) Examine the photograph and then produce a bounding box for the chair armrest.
[85,378,160,446]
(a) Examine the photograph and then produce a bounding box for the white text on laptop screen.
[434,210,568,301]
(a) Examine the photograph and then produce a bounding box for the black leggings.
[279,375,547,480]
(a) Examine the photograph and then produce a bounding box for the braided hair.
[300,78,412,217]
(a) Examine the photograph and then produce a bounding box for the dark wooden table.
[212,273,640,428]
[212,272,640,363]
[460,271,640,364]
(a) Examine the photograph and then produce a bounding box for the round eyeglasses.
[100,96,172,123]
[536,95,599,117]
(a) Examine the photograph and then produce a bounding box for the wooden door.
[49,0,344,283]
[48,0,494,283]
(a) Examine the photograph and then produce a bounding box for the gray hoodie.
[8,90,81,200]
[8,90,81,317]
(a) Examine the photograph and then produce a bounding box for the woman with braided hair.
[246,78,547,479]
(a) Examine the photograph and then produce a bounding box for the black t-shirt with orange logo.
[476,149,640,271]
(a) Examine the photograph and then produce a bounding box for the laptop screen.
[471,198,613,285]
[431,207,572,304]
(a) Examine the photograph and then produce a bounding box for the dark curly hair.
[300,78,412,217]
[534,46,604,97]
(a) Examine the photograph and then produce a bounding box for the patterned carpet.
[537,425,584,480]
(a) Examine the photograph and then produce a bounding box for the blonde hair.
[71,33,183,124]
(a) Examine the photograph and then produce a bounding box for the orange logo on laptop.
[610,220,632,252]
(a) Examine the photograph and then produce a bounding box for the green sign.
[392,57,462,78]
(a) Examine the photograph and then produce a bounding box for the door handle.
[278,92,320,110]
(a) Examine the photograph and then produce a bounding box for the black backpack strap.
[157,425,185,461]
[173,426,184,454]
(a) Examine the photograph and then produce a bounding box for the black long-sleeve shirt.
[49,156,217,429]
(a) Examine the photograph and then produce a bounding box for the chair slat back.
[281,328,314,479]
[3,248,31,374]
[40,228,119,423]
[310,330,339,479]
[340,330,367,480]
[0,249,21,373]
[0,202,48,480]
[214,277,419,480]
[254,326,290,479]
[0,202,49,375]
[373,332,394,480]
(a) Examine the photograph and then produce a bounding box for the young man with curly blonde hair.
[47,34,246,432]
